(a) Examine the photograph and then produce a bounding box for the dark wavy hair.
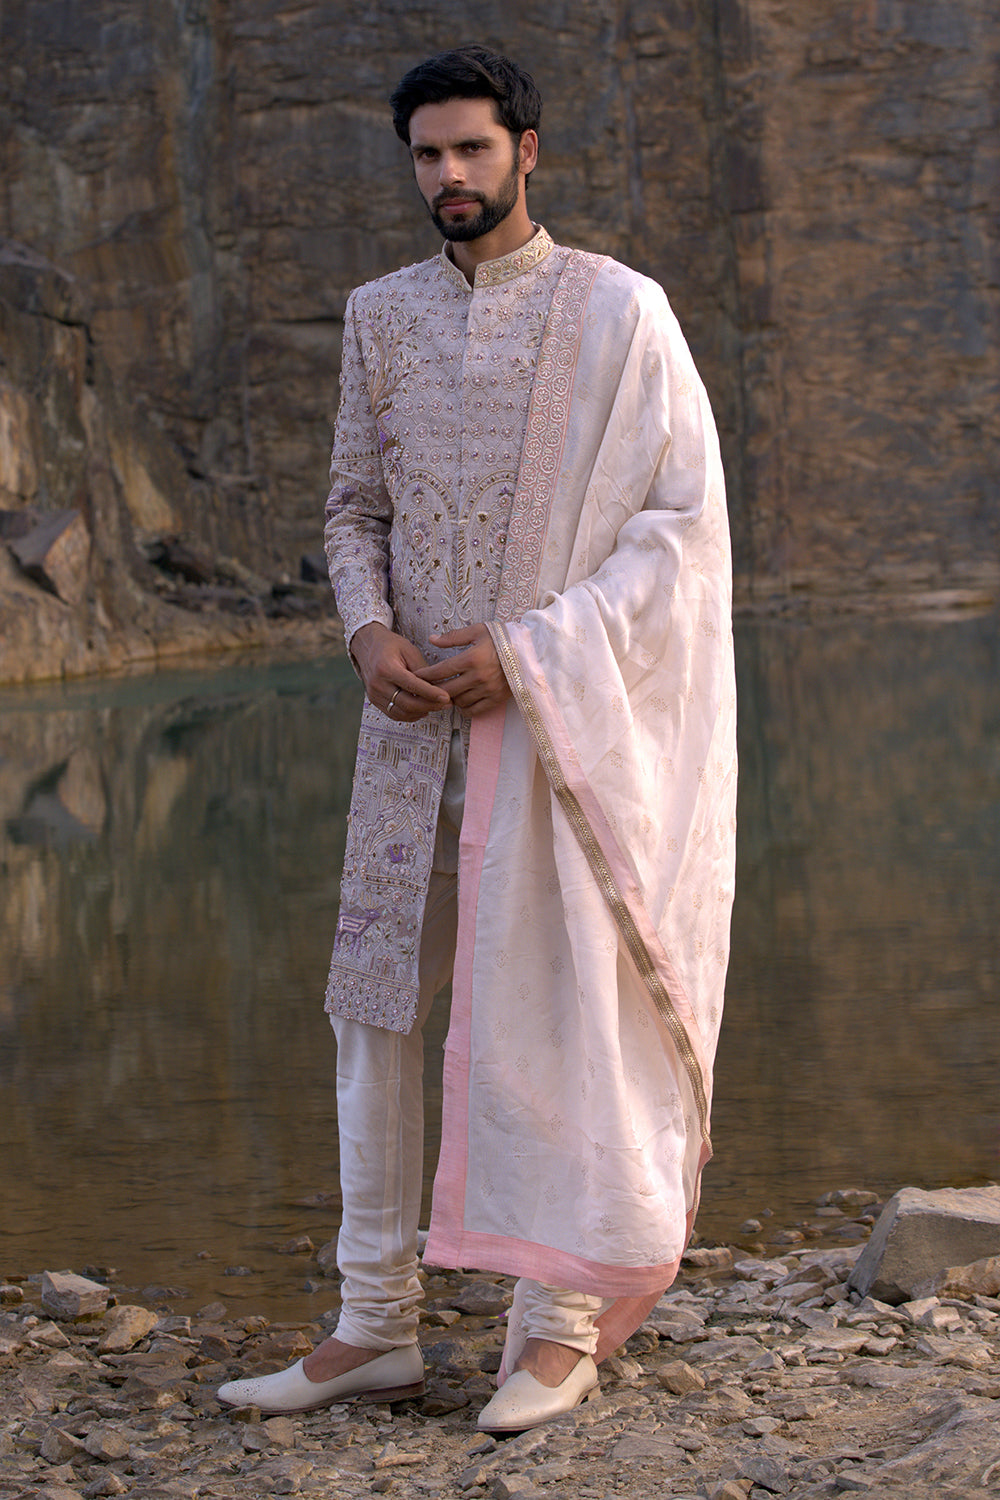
[389,45,542,144]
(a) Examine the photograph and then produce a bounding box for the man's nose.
[439,151,464,186]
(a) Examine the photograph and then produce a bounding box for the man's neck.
[447,208,536,285]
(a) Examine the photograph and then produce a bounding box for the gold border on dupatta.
[491,626,711,1147]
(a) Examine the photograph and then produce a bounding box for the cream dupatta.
[424,252,737,1365]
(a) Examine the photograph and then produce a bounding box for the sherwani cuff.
[343,606,396,679]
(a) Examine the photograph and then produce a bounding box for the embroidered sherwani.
[324,228,737,1349]
[326,229,570,1030]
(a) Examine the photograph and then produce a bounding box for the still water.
[1,614,997,1320]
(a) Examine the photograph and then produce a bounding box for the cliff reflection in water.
[0,616,997,1317]
[0,655,365,1314]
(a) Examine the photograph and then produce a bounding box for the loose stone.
[97,1305,160,1354]
[656,1360,706,1395]
[40,1425,87,1462]
[277,1235,315,1256]
[445,1280,513,1317]
[683,1246,735,1271]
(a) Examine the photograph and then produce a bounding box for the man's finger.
[403,674,453,704]
[381,666,451,704]
[416,654,471,684]
[429,627,478,649]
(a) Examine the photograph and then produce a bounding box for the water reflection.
[0,656,367,1318]
[0,616,997,1319]
[719,609,1000,1217]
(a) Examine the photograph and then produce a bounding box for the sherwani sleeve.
[323,290,396,649]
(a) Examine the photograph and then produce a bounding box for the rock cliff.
[0,241,338,682]
[0,1,996,679]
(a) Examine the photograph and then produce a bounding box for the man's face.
[407,97,530,243]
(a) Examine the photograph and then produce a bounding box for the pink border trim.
[429,1225,682,1300]
[591,1175,707,1364]
[425,705,505,1264]
[493,1175,709,1380]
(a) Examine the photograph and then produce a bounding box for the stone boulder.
[848,1185,1000,1304]
[8,509,91,605]
[40,1270,109,1320]
[915,1254,1000,1302]
[97,1304,160,1354]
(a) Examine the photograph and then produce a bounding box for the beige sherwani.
[324,228,736,1338]
[325,228,573,1028]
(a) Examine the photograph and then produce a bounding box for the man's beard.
[430,162,521,242]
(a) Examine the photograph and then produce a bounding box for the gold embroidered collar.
[440,225,555,290]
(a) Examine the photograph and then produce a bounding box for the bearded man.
[219,44,736,1433]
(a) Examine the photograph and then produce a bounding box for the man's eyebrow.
[411,134,494,153]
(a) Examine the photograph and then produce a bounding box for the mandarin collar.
[439,225,554,290]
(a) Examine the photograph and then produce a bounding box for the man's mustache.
[433,190,485,209]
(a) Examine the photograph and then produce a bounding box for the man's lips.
[436,197,479,212]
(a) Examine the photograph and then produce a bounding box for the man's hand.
[417,624,512,717]
[351,622,452,721]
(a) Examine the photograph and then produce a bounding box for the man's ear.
[518,129,539,176]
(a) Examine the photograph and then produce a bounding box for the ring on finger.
[387,688,400,714]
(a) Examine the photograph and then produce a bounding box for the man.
[219,44,736,1433]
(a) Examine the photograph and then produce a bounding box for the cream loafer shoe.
[477,1354,599,1432]
[217,1345,424,1413]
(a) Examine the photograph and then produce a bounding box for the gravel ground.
[2,1233,999,1500]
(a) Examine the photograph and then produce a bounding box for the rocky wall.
[721,0,1000,602]
[0,241,339,683]
[0,0,996,668]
